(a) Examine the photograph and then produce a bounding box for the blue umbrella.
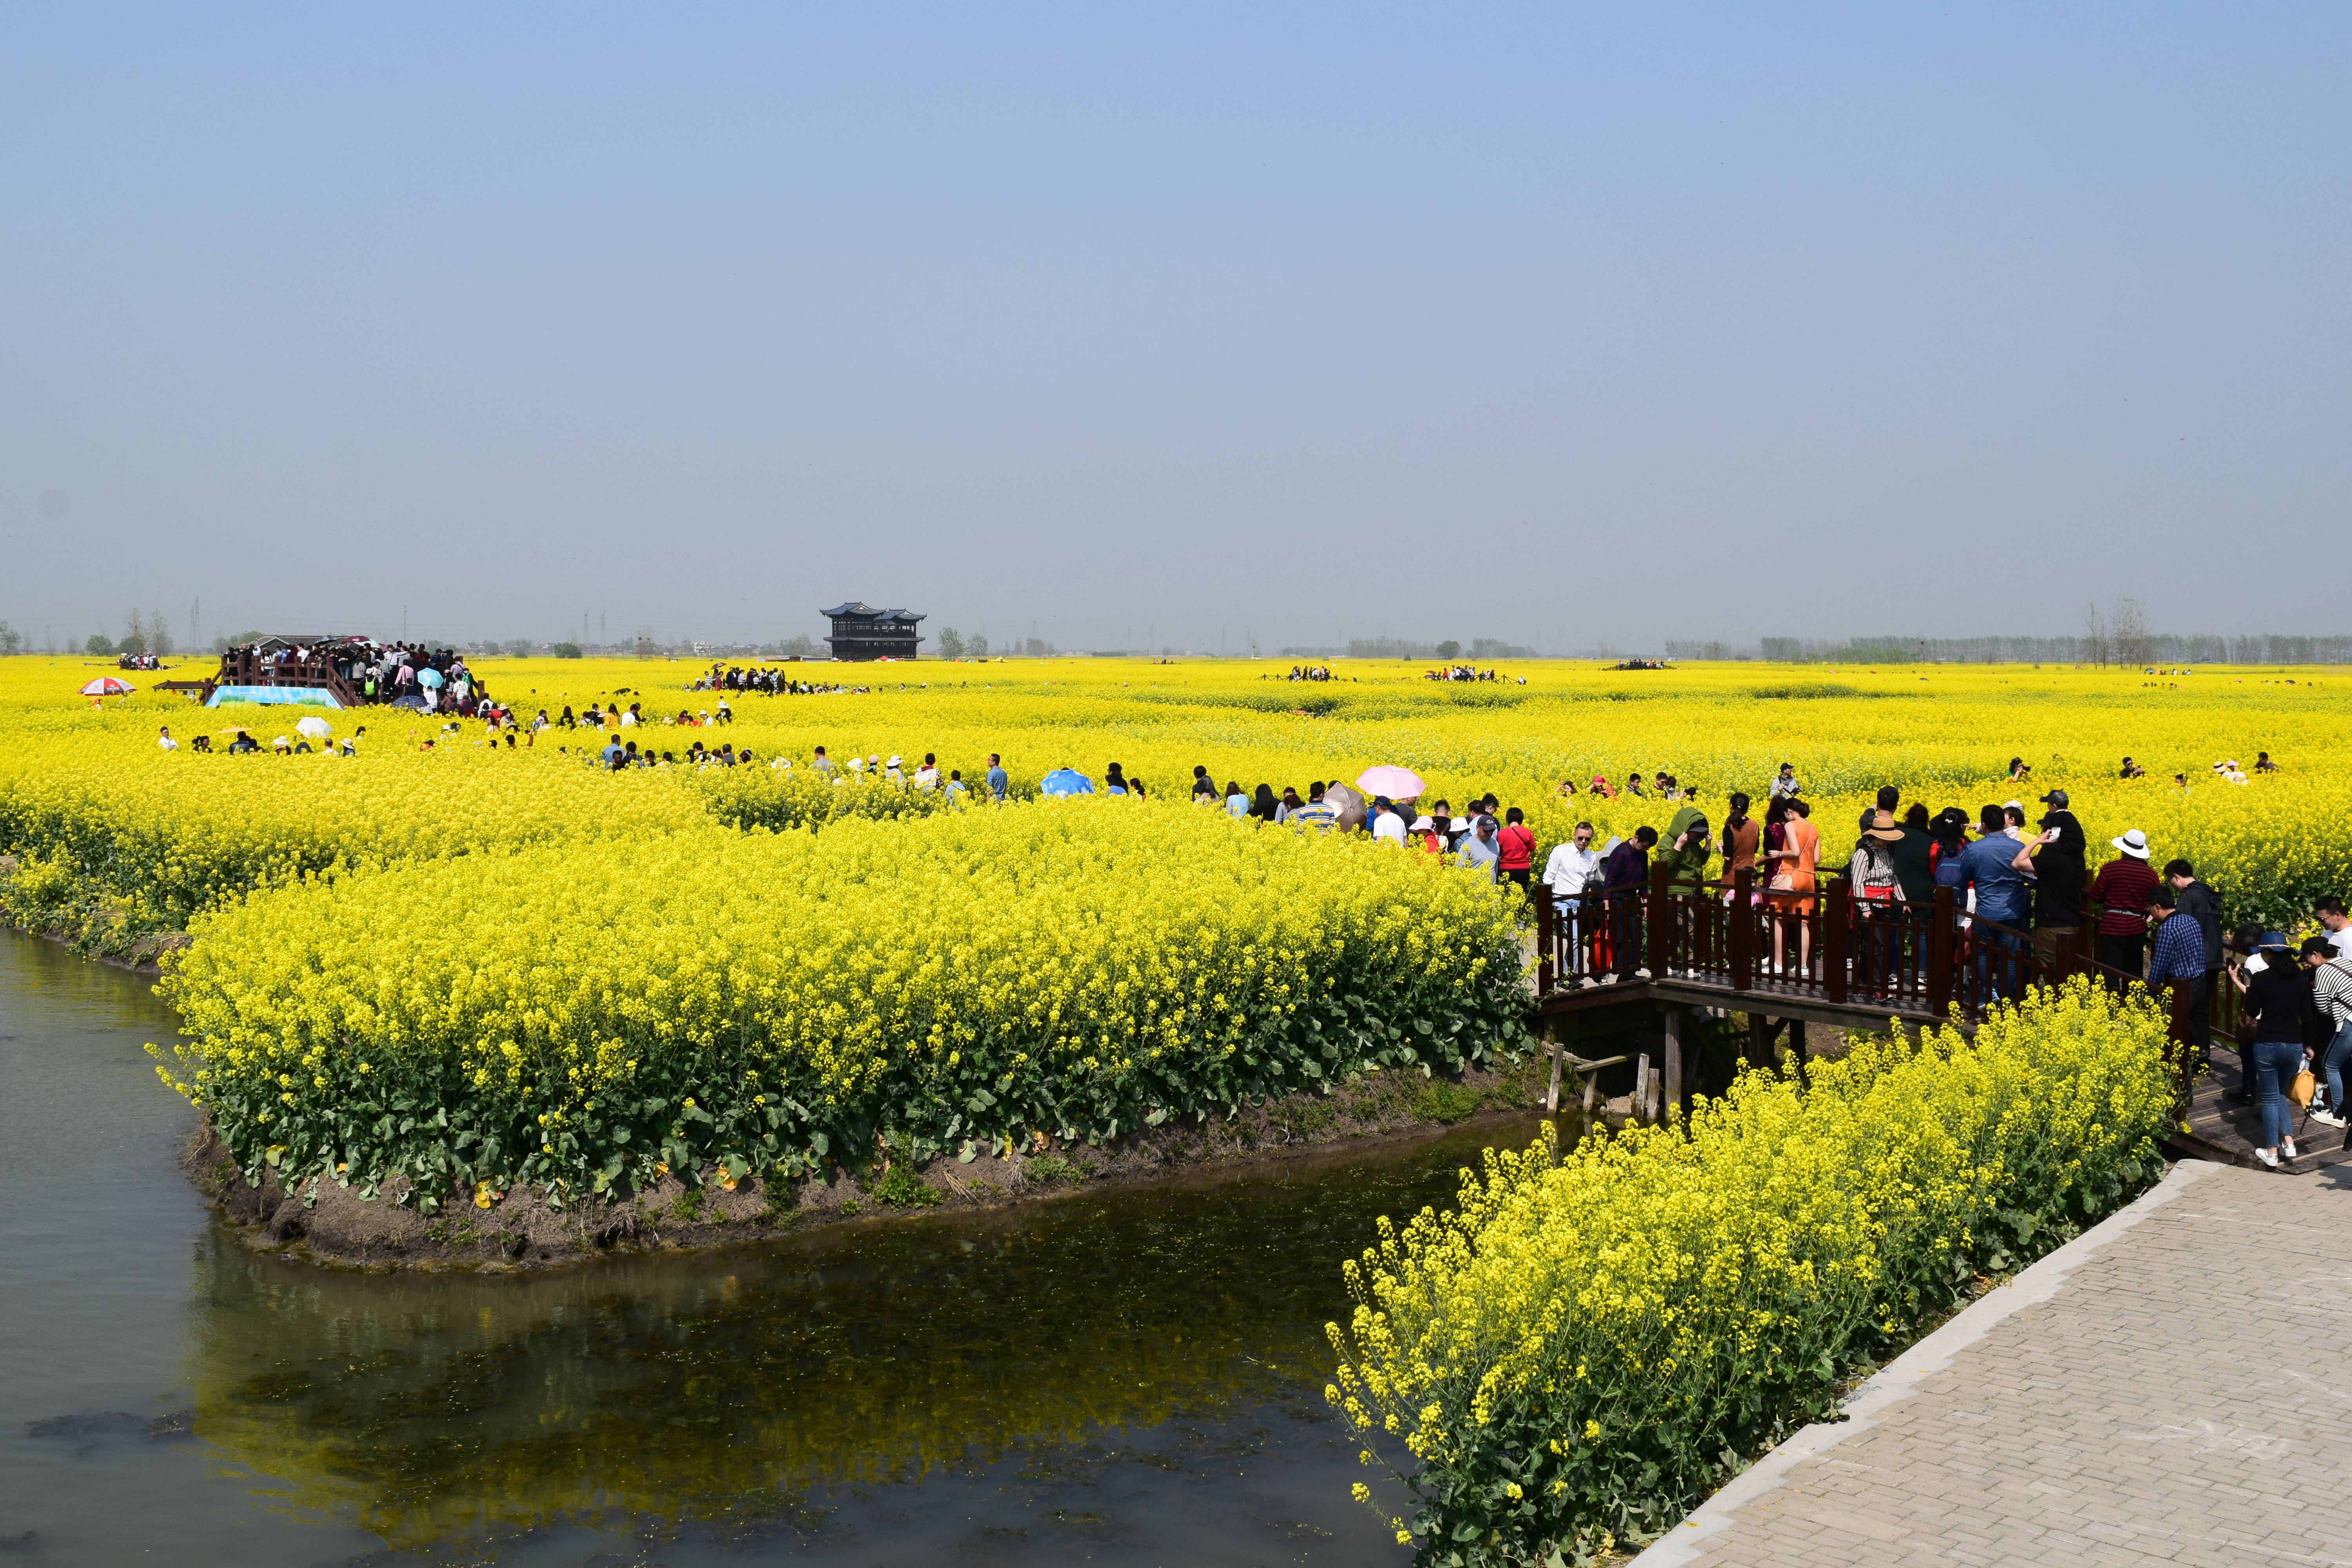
[415,668,445,688]
[1040,768,1094,797]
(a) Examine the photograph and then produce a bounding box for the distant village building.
[822,603,926,661]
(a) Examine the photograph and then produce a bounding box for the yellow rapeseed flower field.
[1328,979,2175,1560]
[5,649,2344,927]
[0,651,2301,1554]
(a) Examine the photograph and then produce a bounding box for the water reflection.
[186,1122,1557,1556]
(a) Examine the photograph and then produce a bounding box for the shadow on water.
[0,932,1575,1564]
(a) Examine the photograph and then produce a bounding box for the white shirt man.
[1543,823,1601,902]
[156,727,178,751]
[2318,902,2352,959]
[1370,803,1407,847]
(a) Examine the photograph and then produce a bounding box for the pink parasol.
[1354,764,1425,800]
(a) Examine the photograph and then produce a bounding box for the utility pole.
[191,597,200,650]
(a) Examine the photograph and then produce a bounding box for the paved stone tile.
[1676,1163,2352,1567]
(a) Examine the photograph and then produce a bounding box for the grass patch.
[1025,1154,1087,1188]
[873,1166,941,1208]
[1411,1080,1495,1124]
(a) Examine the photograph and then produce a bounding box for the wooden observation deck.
[1531,866,2319,1172]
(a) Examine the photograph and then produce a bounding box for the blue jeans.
[2251,1037,2305,1151]
[1551,900,1583,980]
[1974,915,2026,1004]
[2323,1020,2352,1112]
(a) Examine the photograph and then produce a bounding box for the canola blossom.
[1326,979,2174,1561]
[5,653,2346,935]
[153,805,1532,1207]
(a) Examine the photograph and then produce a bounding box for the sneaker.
[2312,1109,2347,1129]
[2283,1139,2300,1160]
[2256,1147,2280,1169]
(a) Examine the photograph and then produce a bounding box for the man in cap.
[2089,828,2158,983]
[1456,813,1501,879]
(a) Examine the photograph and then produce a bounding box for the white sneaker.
[2311,1109,2346,1129]
[2283,1139,2300,1160]
[2256,1147,2280,1169]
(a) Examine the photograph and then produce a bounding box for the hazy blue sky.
[4,5,2345,654]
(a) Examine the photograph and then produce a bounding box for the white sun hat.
[2111,828,2150,858]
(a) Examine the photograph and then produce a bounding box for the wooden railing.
[1537,865,2158,1031]
[214,653,363,707]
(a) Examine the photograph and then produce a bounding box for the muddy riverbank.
[190,1058,1569,1270]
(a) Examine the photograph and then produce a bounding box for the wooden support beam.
[1646,863,1672,979]
[1544,1027,1563,1114]
[1730,869,1755,991]
[1662,1010,1684,1125]
[1928,887,1955,1016]
[1824,879,1849,1004]
[1537,888,1556,996]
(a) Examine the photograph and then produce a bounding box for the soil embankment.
[188,1060,1569,1272]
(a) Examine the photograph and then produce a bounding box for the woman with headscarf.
[1656,804,1714,899]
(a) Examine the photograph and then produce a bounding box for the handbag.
[2293,1068,2318,1107]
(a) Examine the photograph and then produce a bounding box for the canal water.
[0,932,1551,1566]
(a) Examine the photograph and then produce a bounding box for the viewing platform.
[1530,867,2330,1173]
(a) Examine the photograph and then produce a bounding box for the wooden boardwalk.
[1528,867,2288,1175]
[2174,1036,2352,1172]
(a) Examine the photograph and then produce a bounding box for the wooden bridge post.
[1662,1010,1684,1125]
[1544,1022,1563,1114]
[1824,879,1850,1005]
[1537,886,1555,996]
[1730,869,1755,992]
[1647,862,1672,978]
[1928,887,1955,1016]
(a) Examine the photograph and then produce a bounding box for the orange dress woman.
[1765,800,1821,972]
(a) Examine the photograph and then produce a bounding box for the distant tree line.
[1272,636,1542,661]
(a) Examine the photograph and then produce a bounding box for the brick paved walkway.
[1641,1159,2352,1568]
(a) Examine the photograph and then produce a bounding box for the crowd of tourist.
[690,662,875,695]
